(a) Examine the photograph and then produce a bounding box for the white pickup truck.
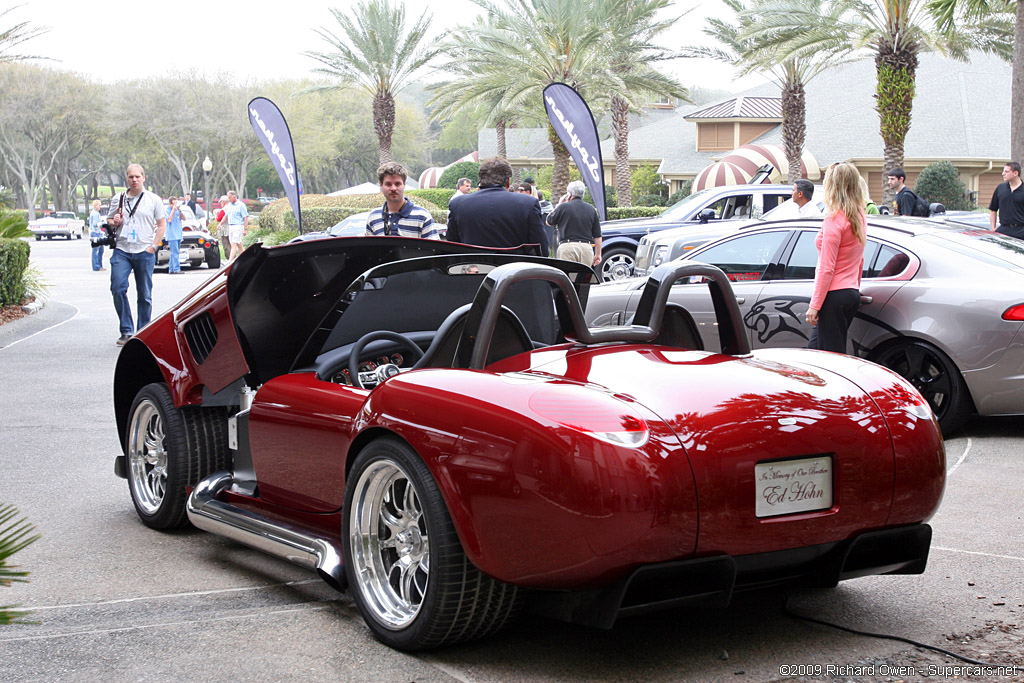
[28,211,86,240]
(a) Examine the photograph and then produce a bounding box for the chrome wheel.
[349,460,429,629]
[127,399,167,515]
[600,249,636,282]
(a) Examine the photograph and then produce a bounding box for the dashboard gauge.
[390,353,404,366]
[332,369,352,386]
[359,361,376,373]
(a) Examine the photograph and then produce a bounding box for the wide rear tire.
[125,383,228,529]
[342,438,521,650]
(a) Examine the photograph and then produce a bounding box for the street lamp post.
[202,156,213,228]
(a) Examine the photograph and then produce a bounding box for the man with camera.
[104,164,166,346]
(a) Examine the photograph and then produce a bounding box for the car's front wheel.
[873,340,973,435]
[342,438,521,650]
[125,383,228,529]
[598,246,636,282]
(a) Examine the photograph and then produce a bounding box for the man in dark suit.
[446,158,548,255]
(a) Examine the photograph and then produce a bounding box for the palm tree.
[602,0,690,205]
[430,0,610,198]
[306,0,440,165]
[685,0,845,184]
[0,504,39,625]
[742,0,1012,202]
[929,0,1022,161]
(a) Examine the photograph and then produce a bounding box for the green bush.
[583,184,617,209]
[0,503,40,625]
[606,206,663,220]
[0,212,30,239]
[0,239,31,305]
[242,199,262,214]
[408,188,456,208]
[631,164,668,203]
[636,194,668,207]
[914,160,975,210]
[667,181,693,205]
[258,194,447,232]
[437,161,480,189]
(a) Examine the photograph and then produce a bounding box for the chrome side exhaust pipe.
[186,472,347,592]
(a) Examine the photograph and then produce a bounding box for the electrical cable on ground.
[781,591,1017,669]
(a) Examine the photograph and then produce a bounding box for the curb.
[21,300,43,315]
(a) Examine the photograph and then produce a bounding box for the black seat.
[653,304,704,351]
[413,304,534,369]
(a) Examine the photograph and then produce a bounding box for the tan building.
[477,51,1011,207]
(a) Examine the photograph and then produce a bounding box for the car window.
[763,193,790,213]
[691,230,789,282]
[868,243,909,277]
[782,231,818,280]
[658,187,718,221]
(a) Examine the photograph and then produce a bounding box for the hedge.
[0,238,31,305]
[407,188,457,208]
[258,194,448,232]
[606,206,664,220]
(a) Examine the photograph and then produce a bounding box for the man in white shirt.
[107,163,167,345]
[767,179,822,220]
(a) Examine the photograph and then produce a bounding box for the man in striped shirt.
[365,162,439,239]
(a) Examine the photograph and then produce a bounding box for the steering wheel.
[347,331,424,389]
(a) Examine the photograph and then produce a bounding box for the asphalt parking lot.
[1,239,1021,682]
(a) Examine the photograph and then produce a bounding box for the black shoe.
[116,334,132,346]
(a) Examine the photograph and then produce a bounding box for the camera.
[90,222,119,248]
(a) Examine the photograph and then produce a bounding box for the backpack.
[904,188,930,217]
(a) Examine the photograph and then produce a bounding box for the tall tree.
[306,0,439,165]
[601,0,690,205]
[929,0,1021,162]
[0,5,47,63]
[685,0,844,184]
[742,0,1011,201]
[430,0,609,198]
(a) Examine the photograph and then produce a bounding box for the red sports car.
[112,237,945,651]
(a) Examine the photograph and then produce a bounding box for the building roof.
[684,96,782,120]
[477,51,1011,177]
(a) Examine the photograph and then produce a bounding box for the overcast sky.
[13,0,764,93]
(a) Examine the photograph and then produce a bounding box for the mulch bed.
[0,298,35,326]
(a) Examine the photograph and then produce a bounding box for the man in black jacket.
[446,158,548,255]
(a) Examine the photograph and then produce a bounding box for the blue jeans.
[91,244,104,270]
[110,249,155,335]
[167,239,181,273]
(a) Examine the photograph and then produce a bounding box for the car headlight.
[652,245,668,268]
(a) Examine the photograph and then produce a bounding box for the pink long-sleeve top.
[811,209,866,311]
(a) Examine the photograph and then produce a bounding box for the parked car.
[111,236,943,651]
[156,205,220,269]
[586,216,1024,434]
[632,190,825,278]
[597,167,790,282]
[289,211,371,243]
[28,211,85,240]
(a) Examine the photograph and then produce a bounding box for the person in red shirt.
[806,162,866,354]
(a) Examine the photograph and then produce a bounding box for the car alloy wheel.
[127,397,168,516]
[343,438,521,650]
[600,248,636,282]
[874,340,972,435]
[125,383,228,529]
[348,457,429,629]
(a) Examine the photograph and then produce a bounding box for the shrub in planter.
[0,238,31,305]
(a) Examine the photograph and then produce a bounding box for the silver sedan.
[585,216,1024,434]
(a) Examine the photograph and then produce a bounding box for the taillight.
[1002,304,1024,321]
[529,386,649,446]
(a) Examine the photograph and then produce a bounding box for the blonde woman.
[89,199,106,271]
[806,163,867,353]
